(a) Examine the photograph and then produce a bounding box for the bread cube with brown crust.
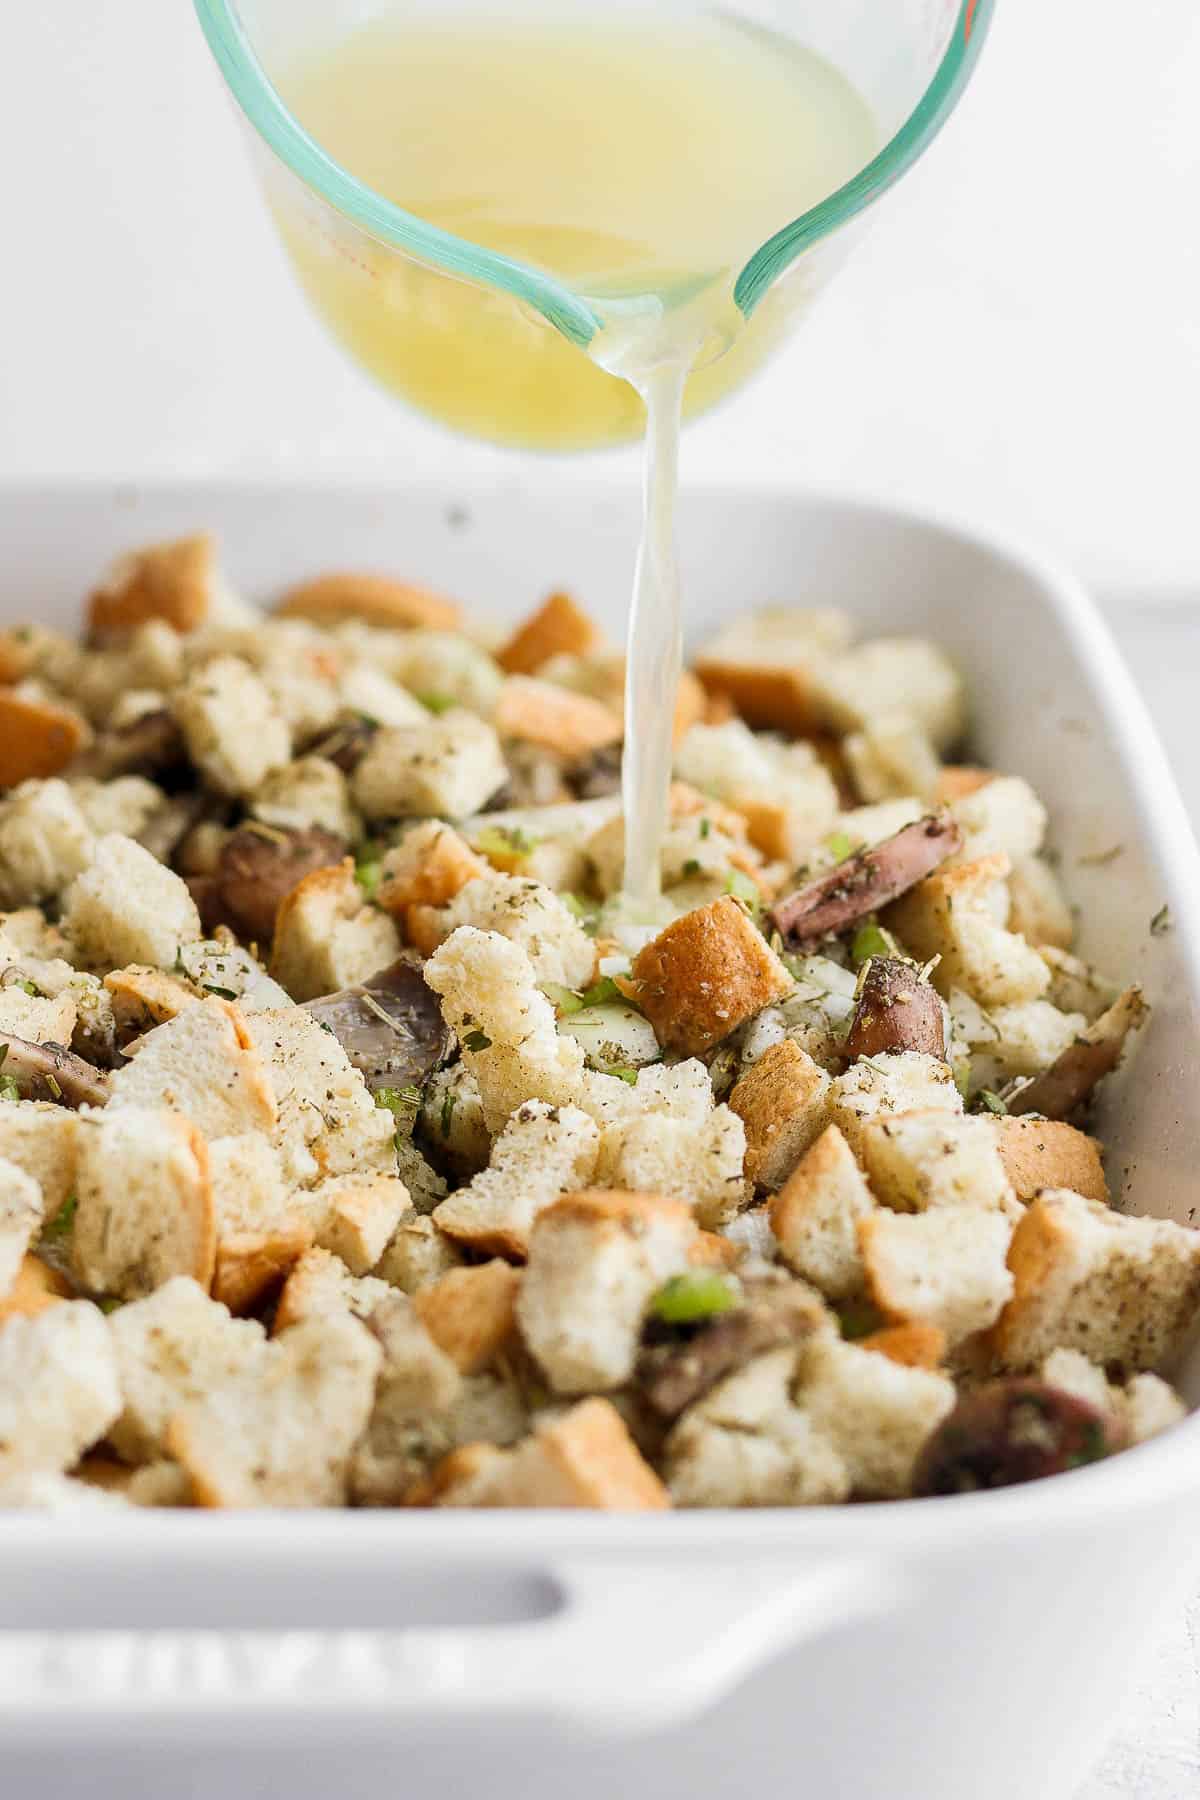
[272,1246,393,1336]
[72,1107,216,1302]
[107,998,277,1141]
[992,1117,1108,1204]
[770,1124,878,1300]
[103,964,199,1035]
[628,895,793,1057]
[858,1111,1018,1218]
[352,711,508,821]
[274,570,461,633]
[434,1100,599,1259]
[107,1277,267,1463]
[373,1214,464,1293]
[0,1102,80,1217]
[497,591,604,675]
[174,656,292,799]
[858,1322,947,1369]
[1007,855,1075,951]
[886,854,1051,1008]
[795,1332,956,1498]
[377,822,486,915]
[0,1302,121,1478]
[413,1259,522,1375]
[300,1174,413,1277]
[594,1106,748,1229]
[729,1038,831,1191]
[406,872,595,991]
[88,533,220,638]
[494,675,622,758]
[0,691,89,790]
[269,859,401,1003]
[828,1052,962,1160]
[166,1312,382,1508]
[517,1190,697,1395]
[859,1207,1015,1345]
[0,1254,71,1324]
[426,1397,670,1510]
[213,1223,313,1317]
[63,832,202,971]
[992,1190,1200,1372]
[0,1158,45,1298]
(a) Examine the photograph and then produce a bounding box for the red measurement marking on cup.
[964,0,980,40]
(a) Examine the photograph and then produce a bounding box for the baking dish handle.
[0,1556,904,1741]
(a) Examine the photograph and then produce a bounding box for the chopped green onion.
[650,1271,740,1326]
[97,1297,122,1315]
[440,1088,456,1140]
[44,1074,62,1101]
[826,831,854,861]
[173,946,188,975]
[606,1064,640,1085]
[723,868,761,916]
[0,1075,20,1104]
[835,1295,886,1340]
[1150,904,1172,937]
[579,975,625,1009]
[354,857,383,901]
[699,817,712,839]
[541,982,585,1015]
[851,921,899,965]
[475,824,540,862]
[45,1195,77,1239]
[682,858,701,877]
[463,1029,493,1053]
[976,1088,1008,1116]
[375,1085,421,1124]
[202,984,239,1001]
[12,978,38,997]
[417,692,455,715]
[954,1063,972,1100]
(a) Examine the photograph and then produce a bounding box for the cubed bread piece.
[103,964,200,1035]
[69,774,167,842]
[858,1111,1018,1217]
[692,608,851,734]
[666,1347,850,1507]
[628,896,793,1057]
[63,832,202,970]
[843,711,940,805]
[269,860,401,1003]
[795,1333,957,1498]
[427,1397,669,1510]
[374,1214,464,1292]
[977,999,1089,1083]
[993,1117,1107,1203]
[594,1107,748,1229]
[407,873,594,990]
[0,1158,45,1297]
[0,983,76,1047]
[1040,1346,1187,1446]
[497,591,603,675]
[809,638,965,752]
[0,1301,121,1477]
[251,757,358,842]
[412,1259,522,1375]
[992,1190,1200,1372]
[0,1253,71,1324]
[88,532,220,637]
[243,1008,395,1187]
[1007,856,1074,951]
[434,1100,599,1259]
[0,780,95,908]
[300,1173,412,1276]
[886,855,1050,1007]
[107,998,277,1140]
[272,1246,393,1335]
[336,663,428,730]
[0,1102,79,1215]
[0,1471,131,1512]
[494,675,621,759]
[858,1322,948,1369]
[207,1132,291,1235]
[0,691,89,790]
[770,1124,877,1300]
[419,1062,491,1179]
[517,1190,696,1394]
[274,570,461,633]
[166,1313,382,1507]
[378,822,486,914]
[174,656,291,798]
[72,1107,216,1301]
[107,1277,267,1462]
[424,927,588,1132]
[352,711,507,821]
[350,1294,464,1505]
[943,775,1046,866]
[729,1039,831,1191]
[828,1052,961,1160]
[213,1224,314,1317]
[859,1207,1015,1345]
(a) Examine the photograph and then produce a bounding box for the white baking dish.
[2,480,1199,1800]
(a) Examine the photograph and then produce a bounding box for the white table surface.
[2,2,1199,1794]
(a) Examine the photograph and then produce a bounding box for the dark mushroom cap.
[215,824,347,945]
[912,1379,1127,1496]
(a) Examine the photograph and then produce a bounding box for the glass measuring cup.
[195,0,994,450]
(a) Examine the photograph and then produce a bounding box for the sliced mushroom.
[1007,987,1148,1120]
[637,1278,825,1420]
[215,824,347,945]
[304,955,451,1093]
[307,715,379,775]
[69,709,185,781]
[0,1035,110,1109]
[768,811,962,947]
[912,1379,1126,1495]
[845,957,946,1061]
[565,743,623,800]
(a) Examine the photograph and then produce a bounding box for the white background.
[1,3,1199,1794]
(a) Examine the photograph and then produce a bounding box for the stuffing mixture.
[0,530,1187,1513]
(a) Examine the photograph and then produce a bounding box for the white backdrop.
[2,0,1199,593]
